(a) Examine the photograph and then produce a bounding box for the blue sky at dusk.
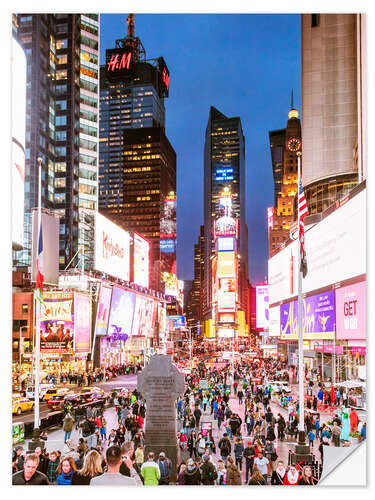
[100,13,301,285]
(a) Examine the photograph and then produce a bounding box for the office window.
[312,14,320,27]
[22,304,28,314]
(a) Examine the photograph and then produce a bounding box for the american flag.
[35,223,44,304]
[298,180,308,277]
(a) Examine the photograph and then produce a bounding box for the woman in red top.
[137,414,143,429]
[283,464,300,485]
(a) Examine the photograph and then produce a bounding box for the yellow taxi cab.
[12,397,34,415]
[43,387,71,401]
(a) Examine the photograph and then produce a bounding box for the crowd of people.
[12,356,366,486]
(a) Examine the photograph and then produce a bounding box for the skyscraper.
[202,106,248,335]
[301,13,366,214]
[14,13,100,271]
[268,101,302,256]
[98,15,175,293]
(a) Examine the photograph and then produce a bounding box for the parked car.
[12,397,34,415]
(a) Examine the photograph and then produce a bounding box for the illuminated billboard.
[269,305,280,337]
[105,48,134,82]
[267,207,274,230]
[158,57,170,97]
[217,328,235,338]
[94,284,112,336]
[215,166,234,182]
[160,239,176,253]
[74,293,91,353]
[217,251,236,278]
[280,290,335,340]
[217,237,235,252]
[268,188,365,304]
[39,291,74,353]
[167,315,186,328]
[132,296,157,337]
[335,280,366,340]
[218,312,235,323]
[107,286,136,338]
[256,285,269,329]
[133,233,149,288]
[218,277,236,313]
[95,212,130,281]
[11,38,26,250]
[162,272,178,297]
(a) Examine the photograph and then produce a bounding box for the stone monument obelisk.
[137,355,185,483]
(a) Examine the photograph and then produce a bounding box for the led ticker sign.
[215,167,234,182]
[160,239,175,253]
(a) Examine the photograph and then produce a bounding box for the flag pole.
[297,151,304,434]
[33,157,42,441]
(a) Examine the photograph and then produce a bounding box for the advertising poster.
[107,287,136,338]
[256,285,269,329]
[167,315,186,328]
[74,293,91,353]
[39,291,74,353]
[280,290,335,340]
[162,271,178,296]
[95,212,130,281]
[95,284,113,336]
[132,296,157,337]
[335,280,366,340]
[133,233,150,288]
[217,277,236,312]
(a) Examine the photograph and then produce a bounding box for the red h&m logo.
[107,52,132,72]
[162,67,170,91]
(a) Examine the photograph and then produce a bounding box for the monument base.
[28,428,45,452]
[290,431,312,464]
[144,439,180,483]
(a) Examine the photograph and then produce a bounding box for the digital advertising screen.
[167,315,186,329]
[158,303,167,333]
[162,272,178,296]
[74,293,91,353]
[217,236,235,252]
[94,284,112,336]
[217,277,236,313]
[107,286,136,338]
[39,291,74,353]
[132,296,157,337]
[335,280,366,340]
[105,48,134,82]
[280,290,335,340]
[133,233,149,288]
[256,284,269,329]
[95,212,130,281]
[217,251,236,278]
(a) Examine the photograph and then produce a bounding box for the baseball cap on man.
[159,452,166,458]
[187,458,194,466]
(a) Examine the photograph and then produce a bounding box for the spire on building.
[288,89,299,119]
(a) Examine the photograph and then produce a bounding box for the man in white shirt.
[254,451,270,484]
[90,445,137,485]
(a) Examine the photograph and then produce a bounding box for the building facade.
[98,16,175,293]
[202,106,249,337]
[268,105,302,257]
[301,13,366,215]
[14,13,100,271]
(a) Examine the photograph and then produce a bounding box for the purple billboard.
[280,290,335,340]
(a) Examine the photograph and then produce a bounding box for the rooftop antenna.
[291,89,294,109]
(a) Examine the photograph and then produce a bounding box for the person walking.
[141,452,161,486]
[200,454,218,485]
[254,451,270,484]
[183,458,201,485]
[71,449,103,485]
[331,422,341,447]
[157,452,172,485]
[243,440,256,483]
[234,437,244,471]
[56,457,77,485]
[90,445,137,485]
[218,433,231,465]
[62,412,75,443]
[45,451,60,484]
[271,460,286,485]
[248,465,266,485]
[12,453,49,485]
[226,456,242,485]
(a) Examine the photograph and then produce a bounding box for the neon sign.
[215,167,234,182]
[107,51,132,72]
[162,67,170,91]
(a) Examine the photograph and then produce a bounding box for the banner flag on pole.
[35,223,44,304]
[298,180,308,278]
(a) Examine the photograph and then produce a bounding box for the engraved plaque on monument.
[137,354,185,483]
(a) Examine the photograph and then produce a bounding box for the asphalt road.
[12,373,138,424]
